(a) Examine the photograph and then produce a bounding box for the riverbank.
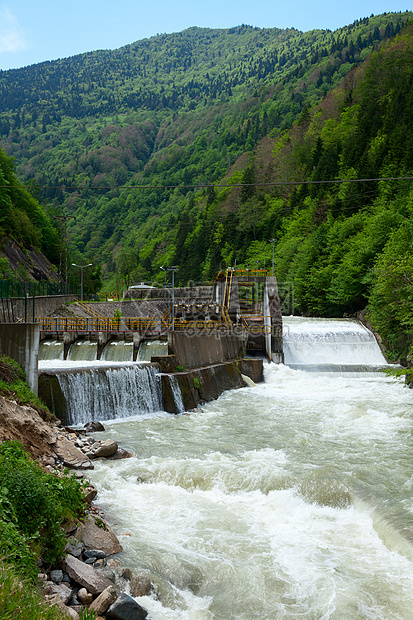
[0,395,152,619]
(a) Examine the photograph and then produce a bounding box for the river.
[39,319,413,618]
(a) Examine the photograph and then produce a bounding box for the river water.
[55,319,410,620]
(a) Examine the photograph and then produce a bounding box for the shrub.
[0,441,86,574]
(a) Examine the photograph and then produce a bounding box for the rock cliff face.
[0,236,58,282]
[0,396,57,458]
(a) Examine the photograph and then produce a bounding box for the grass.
[0,355,54,421]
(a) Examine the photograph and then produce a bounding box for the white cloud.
[0,6,27,53]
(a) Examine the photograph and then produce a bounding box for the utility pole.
[72,263,92,301]
[160,266,178,330]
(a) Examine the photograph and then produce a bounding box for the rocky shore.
[0,396,152,620]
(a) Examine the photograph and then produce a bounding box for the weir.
[283,317,388,372]
[39,363,163,426]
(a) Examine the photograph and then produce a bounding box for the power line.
[3,175,413,192]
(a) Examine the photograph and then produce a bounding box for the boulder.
[84,421,106,432]
[83,485,98,504]
[61,554,114,595]
[43,581,72,604]
[109,447,133,460]
[53,435,94,469]
[106,592,148,620]
[129,575,152,598]
[81,516,123,555]
[50,569,64,583]
[49,596,79,620]
[91,439,118,458]
[89,585,118,616]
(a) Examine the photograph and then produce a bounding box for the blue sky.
[1,1,411,70]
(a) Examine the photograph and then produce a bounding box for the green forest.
[0,11,412,359]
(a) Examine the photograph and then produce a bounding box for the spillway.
[283,316,388,372]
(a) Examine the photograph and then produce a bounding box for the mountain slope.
[0,13,409,289]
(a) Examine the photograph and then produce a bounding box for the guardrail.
[38,317,242,333]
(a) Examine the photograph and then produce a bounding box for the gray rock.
[61,554,114,595]
[84,421,106,432]
[44,582,72,604]
[81,516,123,555]
[90,585,118,616]
[53,435,94,469]
[83,485,98,504]
[50,569,64,583]
[84,549,106,560]
[109,448,133,460]
[106,592,148,620]
[84,557,95,564]
[129,575,153,598]
[94,558,106,568]
[66,539,84,558]
[91,439,118,459]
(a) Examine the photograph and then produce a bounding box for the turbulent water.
[39,319,413,618]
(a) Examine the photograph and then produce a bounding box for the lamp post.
[160,266,178,330]
[72,263,92,301]
[269,239,276,277]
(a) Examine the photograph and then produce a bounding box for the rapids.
[39,318,413,618]
[86,370,413,617]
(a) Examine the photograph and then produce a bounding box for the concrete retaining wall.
[0,323,39,393]
[168,331,245,369]
[161,361,246,413]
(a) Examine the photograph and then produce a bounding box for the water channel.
[39,319,413,618]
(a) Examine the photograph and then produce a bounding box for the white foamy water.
[87,362,413,619]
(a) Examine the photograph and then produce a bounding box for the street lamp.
[160,266,178,330]
[269,239,276,277]
[72,263,92,301]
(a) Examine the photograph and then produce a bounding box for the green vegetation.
[193,376,201,390]
[0,440,86,580]
[0,13,409,291]
[0,13,413,361]
[0,355,52,419]
[0,150,59,266]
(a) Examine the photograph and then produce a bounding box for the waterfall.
[39,339,64,360]
[101,341,134,362]
[136,339,168,361]
[55,364,163,425]
[67,340,97,362]
[169,375,185,413]
[283,317,388,372]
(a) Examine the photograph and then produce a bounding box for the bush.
[0,441,86,575]
[0,355,52,420]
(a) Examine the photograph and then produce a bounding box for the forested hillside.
[1,12,412,357]
[0,149,59,280]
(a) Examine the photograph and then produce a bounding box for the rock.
[49,596,80,620]
[109,448,133,460]
[84,421,106,432]
[129,575,153,598]
[53,435,94,469]
[37,572,47,584]
[106,558,121,568]
[62,521,78,534]
[61,554,114,595]
[50,569,64,583]
[77,587,94,604]
[90,585,118,615]
[84,557,95,564]
[81,516,123,555]
[66,539,84,558]
[84,549,106,560]
[119,567,133,581]
[83,485,98,504]
[106,592,148,620]
[94,558,106,568]
[44,582,72,604]
[95,567,117,583]
[91,439,118,459]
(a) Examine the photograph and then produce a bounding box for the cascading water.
[67,340,97,362]
[39,339,64,360]
[82,319,413,619]
[101,341,134,362]
[55,363,163,425]
[137,339,168,361]
[283,316,388,372]
[168,375,185,413]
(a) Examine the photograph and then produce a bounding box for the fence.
[0,280,80,299]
